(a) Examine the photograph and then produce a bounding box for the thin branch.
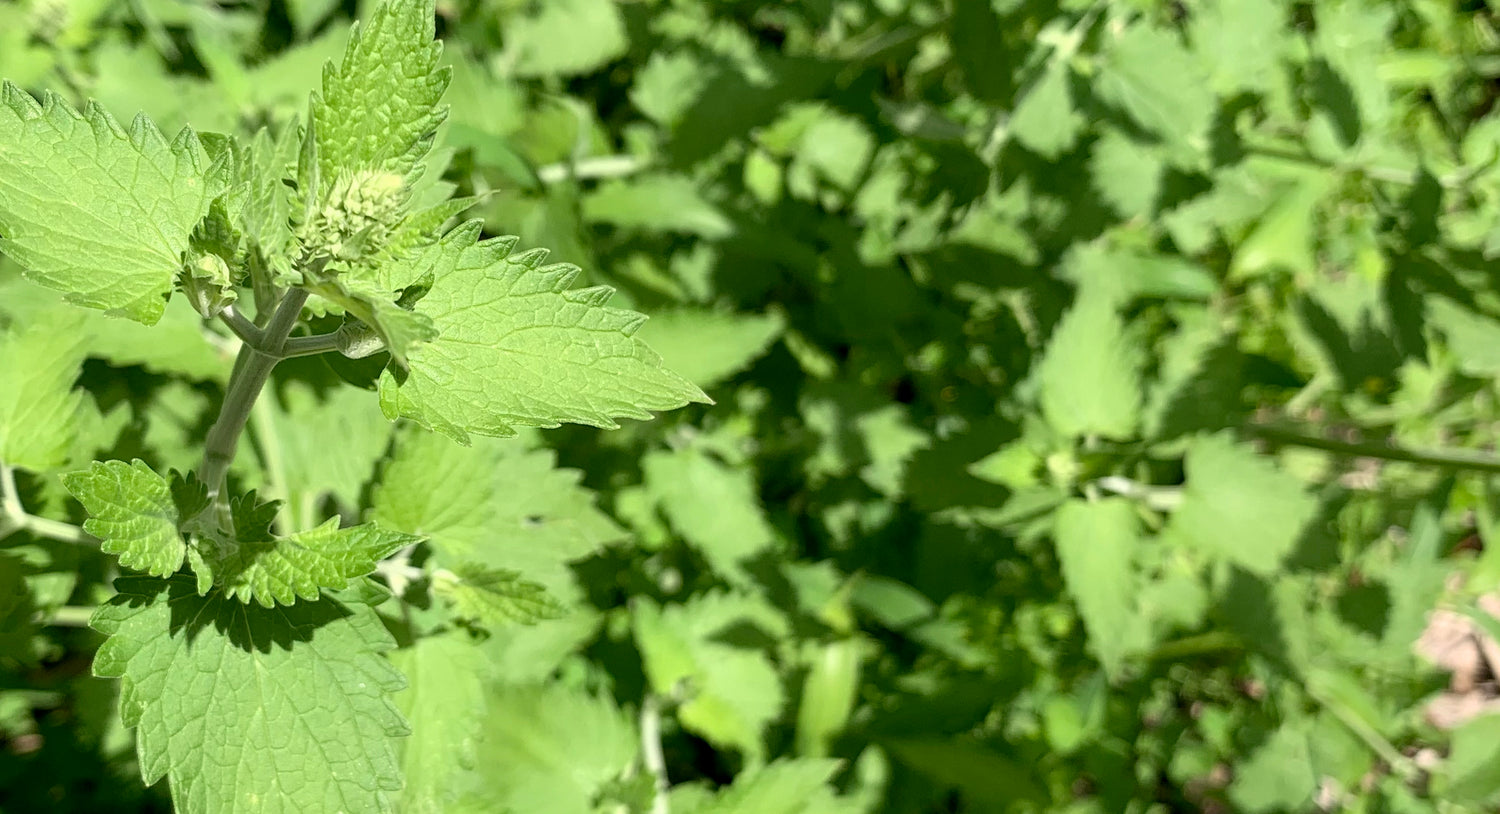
[43,606,95,627]
[281,333,343,358]
[641,694,670,814]
[536,155,647,185]
[17,515,95,546]
[0,463,96,546]
[217,306,264,346]
[1094,476,1183,511]
[1244,423,1500,476]
[0,463,23,518]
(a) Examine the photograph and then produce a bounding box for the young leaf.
[189,517,419,608]
[376,222,709,443]
[92,576,407,814]
[312,0,448,196]
[0,315,88,471]
[63,460,184,577]
[435,564,566,628]
[0,83,227,324]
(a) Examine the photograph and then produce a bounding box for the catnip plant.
[0,0,706,810]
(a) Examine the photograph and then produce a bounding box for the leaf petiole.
[217,306,265,346]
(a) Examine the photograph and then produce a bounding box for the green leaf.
[1230,173,1329,279]
[1090,128,1164,218]
[1227,716,1319,813]
[1426,297,1500,377]
[1058,243,1218,306]
[0,315,88,471]
[63,460,184,578]
[0,273,228,381]
[642,446,777,581]
[1009,62,1081,159]
[1053,498,1150,676]
[632,51,712,128]
[389,632,488,814]
[260,381,394,526]
[1037,289,1142,439]
[0,553,37,668]
[189,517,419,608]
[0,83,227,324]
[1096,23,1214,162]
[582,174,735,239]
[796,113,876,191]
[505,0,628,78]
[455,684,639,814]
[1166,433,1317,575]
[637,309,785,389]
[377,222,708,443]
[311,0,448,195]
[373,426,625,603]
[92,576,407,814]
[1445,712,1500,804]
[881,738,1045,806]
[671,758,864,814]
[1189,0,1285,96]
[633,592,788,763]
[435,564,566,628]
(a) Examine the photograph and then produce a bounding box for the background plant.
[6,0,1500,812]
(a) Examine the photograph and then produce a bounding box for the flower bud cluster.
[299,169,409,266]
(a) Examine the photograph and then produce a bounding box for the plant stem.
[199,289,309,498]
[535,155,646,185]
[1094,476,1183,511]
[1244,423,1500,476]
[44,606,96,627]
[0,463,22,518]
[249,397,291,536]
[0,463,95,546]
[640,694,670,814]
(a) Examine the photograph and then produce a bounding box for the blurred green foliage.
[8,0,1500,811]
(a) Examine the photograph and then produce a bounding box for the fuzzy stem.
[199,289,309,498]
